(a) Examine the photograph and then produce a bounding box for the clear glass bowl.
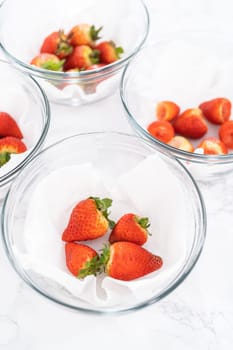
[0,59,50,199]
[120,32,233,180]
[1,132,206,314]
[0,0,149,106]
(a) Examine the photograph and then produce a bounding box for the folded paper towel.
[18,156,189,308]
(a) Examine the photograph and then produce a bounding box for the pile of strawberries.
[62,197,163,281]
[30,24,124,72]
[0,112,27,167]
[147,97,233,155]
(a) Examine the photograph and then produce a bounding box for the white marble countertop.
[1,0,233,349]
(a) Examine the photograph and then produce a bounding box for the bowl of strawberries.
[121,32,233,179]
[1,132,206,313]
[0,0,149,106]
[0,60,50,199]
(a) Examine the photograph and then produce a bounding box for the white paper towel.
[16,156,191,308]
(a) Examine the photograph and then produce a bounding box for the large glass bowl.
[0,0,149,106]
[0,60,50,199]
[1,132,206,314]
[120,32,233,180]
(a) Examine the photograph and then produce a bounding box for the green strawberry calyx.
[78,244,110,279]
[90,49,100,64]
[109,41,124,59]
[90,197,115,229]
[41,59,65,71]
[90,25,102,41]
[115,46,124,59]
[78,255,100,279]
[0,152,11,167]
[56,30,73,57]
[135,216,151,235]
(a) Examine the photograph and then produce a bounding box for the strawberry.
[65,242,98,277]
[80,242,163,281]
[147,120,174,143]
[0,137,27,154]
[219,120,233,149]
[156,101,180,122]
[62,197,115,242]
[173,108,208,139]
[68,24,102,47]
[168,136,194,152]
[109,213,150,246]
[30,53,65,71]
[199,98,231,125]
[96,41,124,64]
[64,45,99,71]
[198,137,228,155]
[0,112,23,139]
[40,31,73,59]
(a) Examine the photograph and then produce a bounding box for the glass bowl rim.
[0,0,150,80]
[0,59,50,184]
[120,35,233,165]
[1,131,207,314]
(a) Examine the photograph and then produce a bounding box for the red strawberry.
[65,242,98,277]
[64,45,99,70]
[0,112,23,139]
[40,31,73,59]
[68,24,102,47]
[82,242,162,281]
[109,213,150,246]
[199,98,231,124]
[219,120,233,149]
[198,137,228,155]
[62,197,115,242]
[173,108,208,139]
[168,136,194,152]
[30,53,65,71]
[96,41,124,64]
[156,101,180,122]
[147,120,174,143]
[0,137,27,154]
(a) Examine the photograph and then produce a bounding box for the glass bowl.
[120,32,233,180]
[0,0,149,106]
[1,132,206,314]
[0,59,50,199]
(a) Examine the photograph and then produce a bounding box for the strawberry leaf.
[115,46,124,58]
[0,152,11,167]
[136,216,151,235]
[78,255,100,279]
[90,49,100,64]
[78,245,110,278]
[91,197,115,228]
[90,25,102,41]
[41,59,65,71]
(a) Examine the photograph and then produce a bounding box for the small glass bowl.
[120,32,233,180]
[1,132,206,314]
[0,0,149,106]
[0,60,50,199]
